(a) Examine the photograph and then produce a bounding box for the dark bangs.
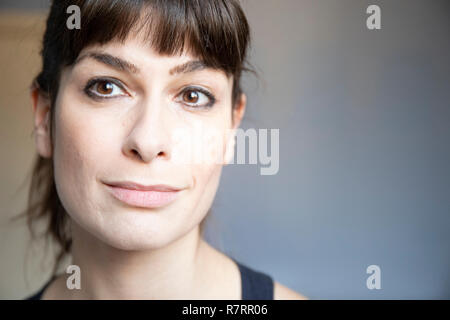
[37,0,251,107]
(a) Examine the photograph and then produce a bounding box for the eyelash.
[178,86,216,108]
[83,77,127,100]
[83,77,217,109]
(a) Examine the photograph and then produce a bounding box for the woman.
[24,0,307,300]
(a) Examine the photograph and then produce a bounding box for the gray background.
[1,0,449,299]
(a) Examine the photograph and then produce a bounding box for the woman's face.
[39,35,244,250]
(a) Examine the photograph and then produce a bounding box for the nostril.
[127,148,165,162]
[131,149,142,159]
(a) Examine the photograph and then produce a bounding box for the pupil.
[186,91,198,102]
[99,82,113,94]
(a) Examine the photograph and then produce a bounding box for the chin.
[74,212,181,252]
[100,226,177,251]
[99,232,172,251]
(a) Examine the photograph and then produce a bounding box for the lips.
[104,181,182,208]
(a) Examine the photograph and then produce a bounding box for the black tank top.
[24,260,274,300]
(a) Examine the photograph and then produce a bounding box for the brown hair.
[21,0,253,276]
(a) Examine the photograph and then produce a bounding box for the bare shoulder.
[273,281,309,300]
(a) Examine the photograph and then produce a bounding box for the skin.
[31,32,307,300]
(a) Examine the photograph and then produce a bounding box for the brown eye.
[176,87,216,108]
[84,78,127,99]
[96,81,114,95]
[183,90,199,104]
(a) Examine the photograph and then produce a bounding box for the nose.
[122,99,172,163]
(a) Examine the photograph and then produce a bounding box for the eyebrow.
[169,60,209,75]
[75,52,140,74]
[75,51,210,76]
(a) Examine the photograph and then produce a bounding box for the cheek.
[182,120,230,212]
[172,108,232,165]
[52,100,115,220]
[193,163,222,200]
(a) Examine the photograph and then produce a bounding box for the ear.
[224,93,247,165]
[232,93,246,130]
[30,85,52,158]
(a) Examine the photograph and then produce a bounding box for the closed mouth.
[103,181,182,208]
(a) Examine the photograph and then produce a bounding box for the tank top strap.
[24,276,54,300]
[234,259,274,300]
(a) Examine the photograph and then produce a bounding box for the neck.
[66,220,207,299]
